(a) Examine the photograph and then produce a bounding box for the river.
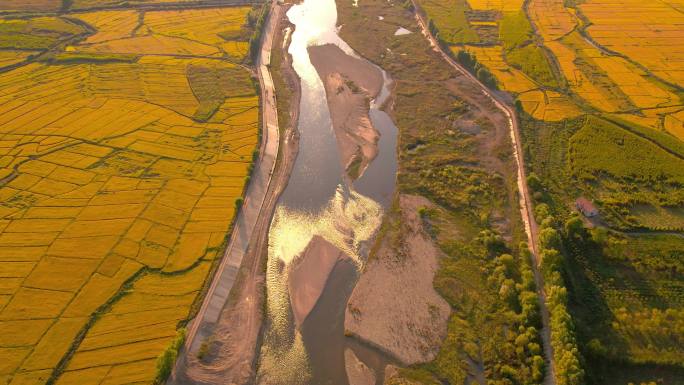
[255,0,398,383]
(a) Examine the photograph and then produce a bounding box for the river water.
[256,0,398,383]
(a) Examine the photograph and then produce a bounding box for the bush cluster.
[536,207,585,385]
[154,328,186,384]
[247,3,271,63]
[453,49,498,90]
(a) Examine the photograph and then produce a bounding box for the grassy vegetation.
[418,0,479,45]
[604,114,684,159]
[454,49,498,89]
[521,85,684,385]
[247,2,270,63]
[569,117,684,183]
[187,63,256,121]
[269,14,295,138]
[0,17,85,50]
[499,11,532,51]
[496,11,560,89]
[336,1,552,384]
[505,44,559,89]
[46,51,139,63]
[154,328,186,384]
[567,116,684,230]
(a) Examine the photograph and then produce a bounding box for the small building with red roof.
[575,197,599,217]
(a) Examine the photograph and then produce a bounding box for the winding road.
[409,5,557,385]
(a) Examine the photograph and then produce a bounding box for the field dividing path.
[409,5,556,385]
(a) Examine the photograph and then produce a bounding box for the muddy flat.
[345,194,450,365]
[288,235,350,327]
[345,348,376,385]
[308,43,383,179]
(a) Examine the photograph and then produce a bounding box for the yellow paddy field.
[420,0,684,128]
[0,4,259,385]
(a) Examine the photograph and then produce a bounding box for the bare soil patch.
[308,43,383,179]
[344,194,450,365]
[288,235,350,327]
[345,348,376,385]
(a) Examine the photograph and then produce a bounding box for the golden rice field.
[579,0,684,87]
[69,0,223,11]
[0,4,259,385]
[0,0,227,12]
[68,7,252,61]
[0,0,61,12]
[421,0,684,129]
[0,51,37,70]
[530,0,684,117]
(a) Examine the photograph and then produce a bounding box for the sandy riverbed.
[288,235,350,327]
[345,348,376,385]
[344,194,450,365]
[308,43,383,180]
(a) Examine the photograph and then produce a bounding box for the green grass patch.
[187,63,255,122]
[154,328,186,384]
[0,17,85,50]
[569,116,684,185]
[418,0,479,45]
[47,52,138,63]
[567,116,684,229]
[603,114,684,159]
[506,44,559,88]
[499,11,533,50]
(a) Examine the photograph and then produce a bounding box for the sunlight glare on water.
[286,0,354,86]
[257,0,389,383]
[258,188,382,385]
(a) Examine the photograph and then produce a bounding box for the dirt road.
[169,2,300,384]
[409,5,556,385]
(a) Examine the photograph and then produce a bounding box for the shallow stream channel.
[256,0,399,383]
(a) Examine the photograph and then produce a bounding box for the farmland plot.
[0,4,260,384]
[416,0,684,383]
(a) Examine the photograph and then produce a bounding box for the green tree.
[564,216,586,240]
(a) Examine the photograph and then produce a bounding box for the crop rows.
[70,7,252,62]
[0,5,259,384]
[420,0,683,131]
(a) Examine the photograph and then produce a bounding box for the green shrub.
[154,328,186,384]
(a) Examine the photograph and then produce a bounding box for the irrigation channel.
[255,0,398,383]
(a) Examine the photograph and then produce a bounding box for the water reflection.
[277,0,355,211]
[257,0,397,382]
[258,189,382,385]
